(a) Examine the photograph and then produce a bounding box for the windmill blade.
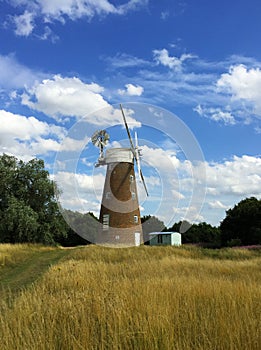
[135,131,149,196]
[139,168,149,196]
[120,105,149,196]
[134,132,142,182]
[120,104,135,153]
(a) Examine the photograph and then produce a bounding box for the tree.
[0,196,39,243]
[166,220,190,234]
[0,154,67,244]
[58,210,99,246]
[220,197,261,246]
[166,220,220,247]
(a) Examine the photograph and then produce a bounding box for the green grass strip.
[0,247,70,299]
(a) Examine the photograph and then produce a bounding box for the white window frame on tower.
[131,192,136,200]
[103,214,110,231]
[134,215,139,224]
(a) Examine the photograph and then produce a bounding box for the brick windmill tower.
[92,105,148,246]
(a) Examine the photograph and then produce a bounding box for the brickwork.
[98,161,143,246]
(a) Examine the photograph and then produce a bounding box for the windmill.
[92,104,148,246]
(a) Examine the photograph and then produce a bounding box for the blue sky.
[0,0,260,227]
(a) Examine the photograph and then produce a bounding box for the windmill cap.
[105,148,134,164]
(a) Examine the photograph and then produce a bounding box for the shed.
[148,232,182,246]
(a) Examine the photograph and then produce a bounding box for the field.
[0,244,260,349]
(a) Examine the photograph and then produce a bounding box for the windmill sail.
[135,131,149,196]
[120,104,149,196]
[135,131,141,181]
[120,104,135,151]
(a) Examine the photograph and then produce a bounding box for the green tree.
[220,197,261,246]
[58,210,99,246]
[192,222,220,247]
[166,220,191,234]
[167,221,220,247]
[0,196,39,243]
[0,154,67,244]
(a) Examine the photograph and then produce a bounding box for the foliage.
[0,154,67,245]
[0,196,39,243]
[166,220,221,247]
[220,197,261,246]
[58,210,99,246]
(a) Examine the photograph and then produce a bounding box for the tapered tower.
[92,105,148,246]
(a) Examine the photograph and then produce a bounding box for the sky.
[0,0,260,228]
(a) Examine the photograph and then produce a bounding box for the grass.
[0,244,70,301]
[0,244,260,349]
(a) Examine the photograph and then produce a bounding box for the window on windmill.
[131,192,136,200]
[134,215,139,224]
[105,192,111,199]
[129,175,134,182]
[103,214,110,230]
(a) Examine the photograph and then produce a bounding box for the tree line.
[142,198,260,247]
[0,154,85,246]
[0,154,260,247]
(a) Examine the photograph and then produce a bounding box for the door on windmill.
[135,232,141,246]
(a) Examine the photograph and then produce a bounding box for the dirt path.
[0,248,70,298]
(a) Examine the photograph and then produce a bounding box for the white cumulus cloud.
[21,75,142,127]
[138,146,261,225]
[204,155,261,198]
[38,0,117,20]
[21,75,110,122]
[0,109,66,160]
[153,48,194,71]
[118,83,144,96]
[5,0,148,37]
[217,64,261,117]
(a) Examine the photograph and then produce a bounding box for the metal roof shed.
[148,232,182,246]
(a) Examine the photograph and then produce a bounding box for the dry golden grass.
[0,245,260,349]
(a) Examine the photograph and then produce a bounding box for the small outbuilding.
[148,232,182,246]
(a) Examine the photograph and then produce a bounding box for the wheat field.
[0,245,260,349]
